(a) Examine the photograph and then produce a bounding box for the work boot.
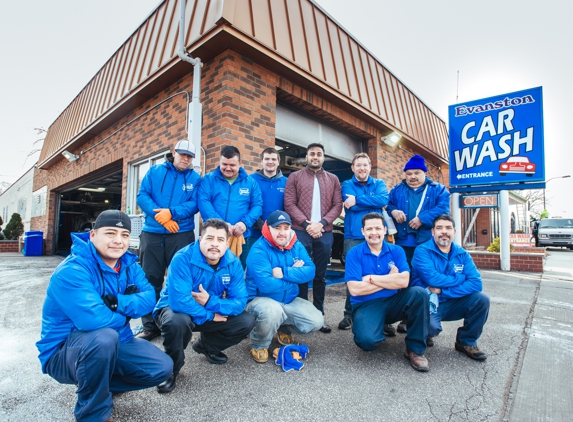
[251,348,269,363]
[277,331,296,346]
[455,342,487,361]
[404,347,429,372]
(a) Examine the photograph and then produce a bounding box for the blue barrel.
[23,231,43,256]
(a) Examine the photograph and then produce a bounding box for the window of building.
[126,152,168,215]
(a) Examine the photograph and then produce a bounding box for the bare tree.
[522,189,545,219]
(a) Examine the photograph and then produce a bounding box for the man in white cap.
[136,139,202,340]
[36,210,173,422]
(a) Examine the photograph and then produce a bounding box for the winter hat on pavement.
[403,155,428,172]
[94,210,132,232]
[174,139,196,158]
[267,210,292,228]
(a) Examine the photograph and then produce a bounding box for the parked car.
[537,218,573,249]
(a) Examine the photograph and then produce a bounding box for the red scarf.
[261,222,297,250]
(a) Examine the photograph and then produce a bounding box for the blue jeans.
[295,230,334,314]
[246,297,324,349]
[342,238,365,318]
[429,292,490,346]
[352,287,429,355]
[45,328,172,422]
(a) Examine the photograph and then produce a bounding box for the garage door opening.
[56,170,123,254]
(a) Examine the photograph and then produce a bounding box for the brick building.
[33,0,449,255]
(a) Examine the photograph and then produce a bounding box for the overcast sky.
[1,0,571,216]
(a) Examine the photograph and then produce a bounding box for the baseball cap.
[94,210,131,232]
[267,210,292,228]
[174,139,196,158]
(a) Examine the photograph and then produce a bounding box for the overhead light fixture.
[62,150,80,162]
[78,187,106,193]
[381,131,402,148]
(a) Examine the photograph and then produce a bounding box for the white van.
[537,218,573,249]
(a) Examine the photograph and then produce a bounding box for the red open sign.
[459,194,499,208]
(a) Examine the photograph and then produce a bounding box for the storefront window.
[127,152,167,215]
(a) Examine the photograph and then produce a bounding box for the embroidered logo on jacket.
[239,188,250,195]
[182,183,194,191]
[222,275,231,284]
[453,264,464,273]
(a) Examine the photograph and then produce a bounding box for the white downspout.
[178,0,203,238]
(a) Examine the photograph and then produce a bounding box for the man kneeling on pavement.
[246,210,324,363]
[411,214,490,360]
[345,212,430,371]
[36,210,172,422]
[153,218,255,393]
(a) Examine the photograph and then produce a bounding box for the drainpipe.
[178,0,203,239]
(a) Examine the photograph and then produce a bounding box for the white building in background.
[0,166,35,232]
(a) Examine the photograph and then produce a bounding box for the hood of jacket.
[261,222,297,251]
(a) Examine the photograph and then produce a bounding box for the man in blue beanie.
[387,154,450,334]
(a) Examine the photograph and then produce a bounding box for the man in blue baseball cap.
[245,210,324,363]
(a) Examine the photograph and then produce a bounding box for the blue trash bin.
[23,231,43,256]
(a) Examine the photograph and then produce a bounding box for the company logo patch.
[277,187,285,192]
[239,188,250,195]
[182,183,194,191]
[222,275,231,284]
[116,222,124,227]
[278,215,286,220]
[453,264,464,273]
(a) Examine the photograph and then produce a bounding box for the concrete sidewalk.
[0,250,569,421]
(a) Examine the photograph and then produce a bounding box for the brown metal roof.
[39,0,449,168]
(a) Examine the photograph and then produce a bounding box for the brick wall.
[470,251,545,273]
[476,209,492,248]
[0,241,20,253]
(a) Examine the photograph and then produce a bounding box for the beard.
[437,238,452,247]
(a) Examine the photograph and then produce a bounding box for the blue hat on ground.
[94,210,131,232]
[403,155,428,172]
[267,210,292,228]
[174,139,196,158]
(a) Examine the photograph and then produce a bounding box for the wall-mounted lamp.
[381,131,402,148]
[62,150,79,162]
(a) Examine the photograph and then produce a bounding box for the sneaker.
[426,337,434,347]
[397,320,407,333]
[404,347,429,372]
[383,324,396,337]
[338,317,353,330]
[277,331,295,346]
[157,373,177,394]
[319,324,332,333]
[455,342,487,361]
[135,330,161,341]
[251,348,269,363]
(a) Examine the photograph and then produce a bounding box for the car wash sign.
[448,87,544,188]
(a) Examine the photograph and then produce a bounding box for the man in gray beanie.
[36,210,172,422]
[387,155,451,336]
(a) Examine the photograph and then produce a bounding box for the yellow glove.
[163,220,180,233]
[153,208,172,225]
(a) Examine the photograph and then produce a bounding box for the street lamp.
[543,175,571,210]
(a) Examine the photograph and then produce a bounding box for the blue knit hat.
[403,155,428,172]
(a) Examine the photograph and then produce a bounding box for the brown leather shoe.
[455,342,487,361]
[404,347,429,372]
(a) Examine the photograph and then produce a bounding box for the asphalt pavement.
[0,248,571,421]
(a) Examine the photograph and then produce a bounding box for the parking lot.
[1,250,571,421]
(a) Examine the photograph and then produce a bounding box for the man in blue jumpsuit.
[197,145,263,268]
[411,215,490,360]
[345,212,430,372]
[136,139,201,341]
[37,210,172,422]
[153,218,255,393]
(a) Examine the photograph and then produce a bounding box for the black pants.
[295,230,334,314]
[155,307,255,374]
[139,231,195,332]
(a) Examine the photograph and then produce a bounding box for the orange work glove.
[163,220,180,233]
[153,208,172,225]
